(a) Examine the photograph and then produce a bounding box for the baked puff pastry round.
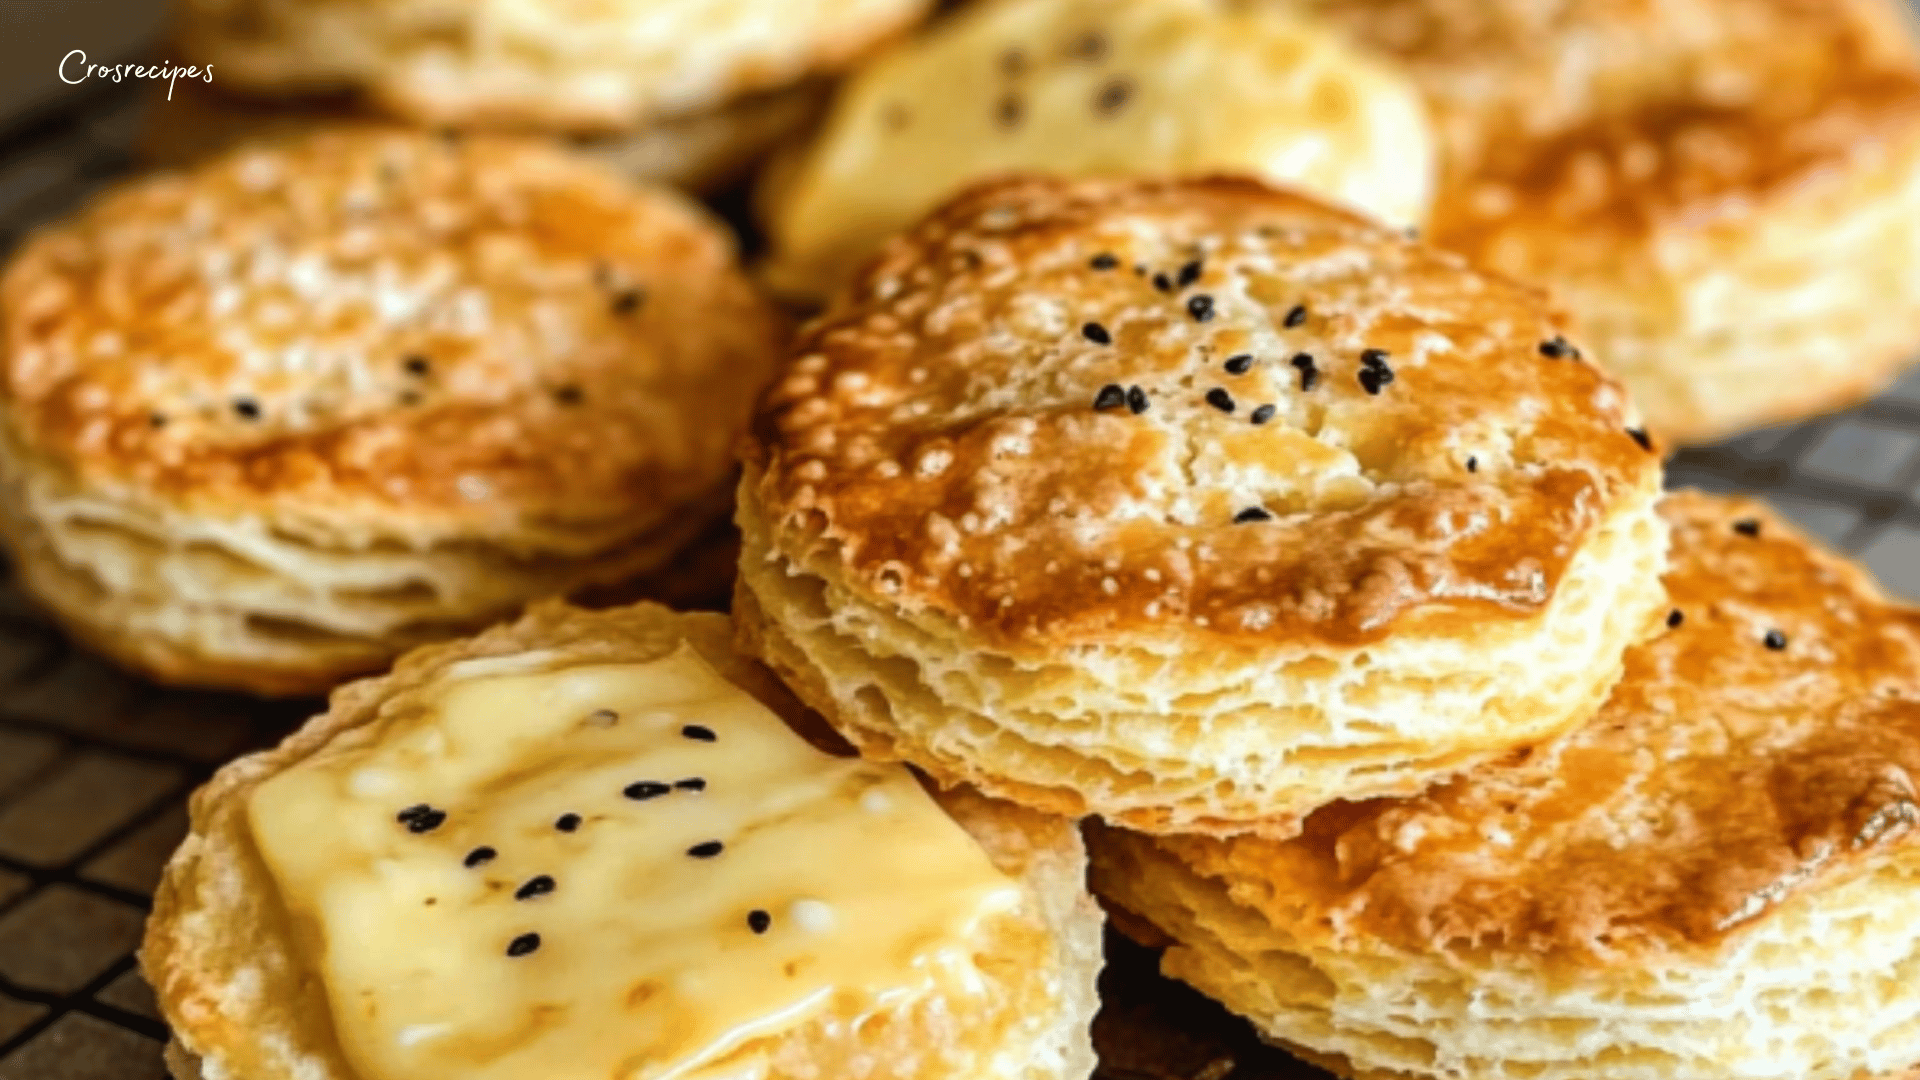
[173,0,930,134]
[140,77,835,194]
[735,175,1670,838]
[145,601,1103,1080]
[1287,0,1920,444]
[758,0,1434,302]
[0,129,785,696]
[1091,490,1920,1080]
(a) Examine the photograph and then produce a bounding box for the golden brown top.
[1431,69,1920,260]
[1288,0,1920,168]
[0,129,784,545]
[1289,0,1920,250]
[744,176,1659,653]
[1158,492,1920,961]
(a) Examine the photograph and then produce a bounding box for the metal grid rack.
[0,79,1917,1080]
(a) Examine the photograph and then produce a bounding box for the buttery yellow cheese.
[247,644,1021,1080]
[759,0,1435,298]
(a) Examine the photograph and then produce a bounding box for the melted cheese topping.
[764,0,1433,294]
[248,645,1021,1080]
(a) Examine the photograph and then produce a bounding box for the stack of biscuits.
[0,1,1914,1079]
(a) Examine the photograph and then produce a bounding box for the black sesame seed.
[1764,629,1788,650]
[1187,295,1215,322]
[1667,609,1684,628]
[1090,253,1119,271]
[1069,30,1106,60]
[463,846,497,868]
[1539,336,1573,359]
[233,398,261,421]
[1205,388,1235,413]
[1126,385,1149,414]
[1234,507,1273,524]
[610,289,644,315]
[404,354,431,376]
[555,813,582,833]
[1082,321,1112,345]
[1095,77,1132,116]
[397,804,446,834]
[1224,353,1254,375]
[1152,272,1173,293]
[996,93,1023,128]
[682,724,717,742]
[1250,404,1276,426]
[1358,364,1394,395]
[624,780,671,801]
[1733,519,1761,537]
[1093,384,1127,411]
[148,413,167,428]
[1290,353,1318,391]
[1360,348,1391,369]
[1284,304,1308,328]
[688,840,725,859]
[506,932,541,958]
[748,909,772,934]
[675,778,707,792]
[1178,259,1204,288]
[1626,427,1653,452]
[554,385,584,406]
[515,875,556,901]
[1466,456,1479,473]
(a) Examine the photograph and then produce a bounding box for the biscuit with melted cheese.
[1091,490,1920,1080]
[173,0,930,132]
[1285,0,1920,444]
[146,600,1102,1080]
[0,129,785,695]
[758,0,1434,302]
[734,175,1669,837]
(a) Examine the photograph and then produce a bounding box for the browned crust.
[743,174,1660,655]
[1430,69,1920,247]
[0,129,786,539]
[1143,491,1920,962]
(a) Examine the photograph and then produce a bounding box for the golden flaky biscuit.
[145,601,1103,1080]
[141,78,834,194]
[735,175,1669,838]
[1281,0,1920,444]
[758,0,1435,303]
[174,0,931,132]
[1091,490,1920,1080]
[0,130,785,696]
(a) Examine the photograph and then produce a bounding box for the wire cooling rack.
[0,80,1917,1080]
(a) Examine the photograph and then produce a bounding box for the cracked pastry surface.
[0,129,785,695]
[1091,490,1920,1080]
[735,174,1668,837]
[146,601,1102,1080]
